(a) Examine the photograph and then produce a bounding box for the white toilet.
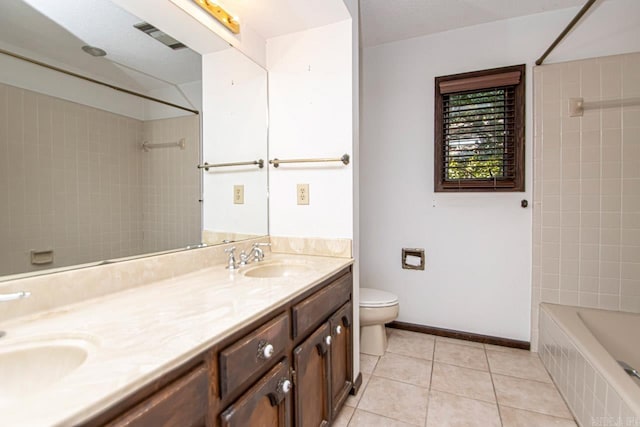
[359,288,399,356]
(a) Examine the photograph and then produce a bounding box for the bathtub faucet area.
[618,360,640,381]
[539,303,640,426]
[0,291,31,339]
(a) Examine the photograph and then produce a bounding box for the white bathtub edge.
[539,303,640,423]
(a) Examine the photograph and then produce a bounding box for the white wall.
[267,20,354,239]
[342,0,360,383]
[361,0,640,342]
[201,47,269,238]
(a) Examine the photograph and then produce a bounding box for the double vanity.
[0,244,355,426]
[0,1,357,425]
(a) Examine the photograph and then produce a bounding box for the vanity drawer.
[292,272,352,339]
[219,312,289,399]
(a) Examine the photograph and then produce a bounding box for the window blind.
[438,71,521,94]
[442,87,516,184]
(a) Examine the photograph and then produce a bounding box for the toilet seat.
[360,288,398,308]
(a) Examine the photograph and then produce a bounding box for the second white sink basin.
[0,339,91,406]
[243,263,312,278]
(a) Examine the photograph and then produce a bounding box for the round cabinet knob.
[335,325,343,335]
[261,343,274,359]
[325,335,332,346]
[280,379,292,394]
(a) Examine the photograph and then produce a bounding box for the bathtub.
[539,303,640,427]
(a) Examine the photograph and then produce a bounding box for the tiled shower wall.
[531,52,640,349]
[0,83,200,276]
[141,115,201,253]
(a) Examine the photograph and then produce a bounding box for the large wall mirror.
[0,0,269,279]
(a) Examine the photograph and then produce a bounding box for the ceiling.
[0,0,607,89]
[219,0,351,40]
[0,0,207,94]
[360,0,592,47]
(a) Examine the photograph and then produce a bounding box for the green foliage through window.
[443,88,514,181]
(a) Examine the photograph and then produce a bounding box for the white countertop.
[0,254,353,427]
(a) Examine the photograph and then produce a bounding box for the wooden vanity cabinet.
[104,365,209,427]
[84,267,354,427]
[293,322,332,426]
[218,313,290,399]
[290,272,353,426]
[329,301,353,415]
[219,359,292,427]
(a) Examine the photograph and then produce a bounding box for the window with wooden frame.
[434,64,525,192]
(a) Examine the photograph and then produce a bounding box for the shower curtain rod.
[535,0,597,66]
[0,48,199,115]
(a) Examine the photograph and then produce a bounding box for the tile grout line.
[423,334,437,426]
[376,331,579,425]
[429,355,554,385]
[342,405,355,426]
[485,343,505,427]
[353,407,420,426]
[498,403,577,422]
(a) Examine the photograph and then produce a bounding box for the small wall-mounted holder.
[31,249,53,265]
[402,248,425,270]
[568,98,584,117]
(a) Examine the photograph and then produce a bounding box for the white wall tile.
[533,53,640,338]
[0,83,200,275]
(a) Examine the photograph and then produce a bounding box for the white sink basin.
[0,339,91,405]
[243,263,312,278]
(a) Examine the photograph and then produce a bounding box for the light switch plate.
[233,185,244,204]
[297,184,309,205]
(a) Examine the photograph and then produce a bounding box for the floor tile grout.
[356,407,423,426]
[498,403,576,421]
[346,328,576,427]
[423,334,436,427]
[485,342,505,426]
[369,372,430,389]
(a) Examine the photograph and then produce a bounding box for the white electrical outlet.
[297,184,309,205]
[233,185,244,204]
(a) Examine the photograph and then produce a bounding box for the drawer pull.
[279,378,292,394]
[325,335,332,346]
[258,341,275,360]
[335,325,342,335]
[269,377,292,406]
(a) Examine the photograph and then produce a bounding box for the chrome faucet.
[225,247,239,270]
[239,243,271,266]
[618,360,640,380]
[0,291,30,302]
[0,291,30,339]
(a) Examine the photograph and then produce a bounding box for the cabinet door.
[220,359,292,427]
[329,302,353,415]
[293,322,331,427]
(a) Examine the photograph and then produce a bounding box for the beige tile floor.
[334,328,577,427]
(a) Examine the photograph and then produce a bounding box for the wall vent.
[134,22,186,50]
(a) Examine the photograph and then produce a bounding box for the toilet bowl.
[359,288,399,356]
